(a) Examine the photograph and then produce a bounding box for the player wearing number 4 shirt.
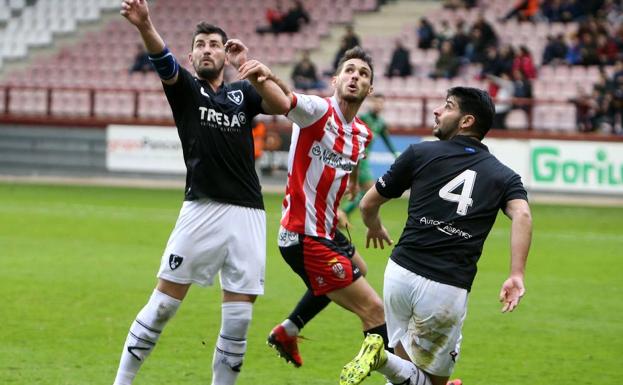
[349,87,533,385]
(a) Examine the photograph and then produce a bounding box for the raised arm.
[226,39,291,115]
[359,186,393,249]
[120,0,178,85]
[500,198,532,313]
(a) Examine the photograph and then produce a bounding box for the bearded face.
[189,33,226,81]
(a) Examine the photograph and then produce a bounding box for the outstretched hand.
[237,59,273,83]
[225,39,248,70]
[499,276,525,313]
[366,226,393,249]
[120,0,150,27]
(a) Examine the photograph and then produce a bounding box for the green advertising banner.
[530,140,623,194]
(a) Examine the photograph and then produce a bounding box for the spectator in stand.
[465,14,497,63]
[542,33,568,65]
[472,13,497,48]
[559,0,583,22]
[480,45,503,78]
[579,32,600,65]
[436,19,455,44]
[511,68,533,114]
[542,0,566,22]
[512,45,537,79]
[129,43,153,73]
[291,50,324,91]
[386,39,413,77]
[256,1,285,34]
[570,86,598,132]
[594,67,615,95]
[465,28,490,63]
[566,33,583,64]
[497,44,516,75]
[593,89,616,132]
[280,0,310,33]
[330,25,361,72]
[577,16,609,39]
[578,0,606,17]
[596,31,619,65]
[451,18,471,57]
[487,73,515,129]
[431,40,462,79]
[500,0,540,22]
[342,24,361,50]
[417,17,436,49]
[590,68,615,128]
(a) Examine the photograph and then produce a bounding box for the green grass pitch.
[0,183,621,385]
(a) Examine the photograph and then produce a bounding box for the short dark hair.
[447,87,495,139]
[335,46,375,84]
[191,22,228,49]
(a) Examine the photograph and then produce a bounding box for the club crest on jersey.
[331,262,346,279]
[227,90,244,105]
[169,254,183,270]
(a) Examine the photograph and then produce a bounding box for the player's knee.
[154,300,178,323]
[222,302,253,337]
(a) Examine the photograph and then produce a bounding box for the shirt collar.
[450,135,489,153]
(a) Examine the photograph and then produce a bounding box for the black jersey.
[376,135,527,291]
[162,66,265,209]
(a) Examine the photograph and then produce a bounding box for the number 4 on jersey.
[439,169,477,216]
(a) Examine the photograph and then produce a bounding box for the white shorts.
[384,259,468,377]
[157,199,266,295]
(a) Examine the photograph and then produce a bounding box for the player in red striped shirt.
[266,46,389,371]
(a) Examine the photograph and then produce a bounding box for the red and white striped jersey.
[280,93,373,239]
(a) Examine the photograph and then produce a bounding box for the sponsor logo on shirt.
[419,216,472,239]
[309,143,353,171]
[198,107,245,133]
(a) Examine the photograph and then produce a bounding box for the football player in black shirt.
[113,1,290,385]
[341,87,532,385]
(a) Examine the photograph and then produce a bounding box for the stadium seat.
[505,109,529,130]
[9,89,48,115]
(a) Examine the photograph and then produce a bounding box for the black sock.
[287,289,331,330]
[364,323,394,353]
